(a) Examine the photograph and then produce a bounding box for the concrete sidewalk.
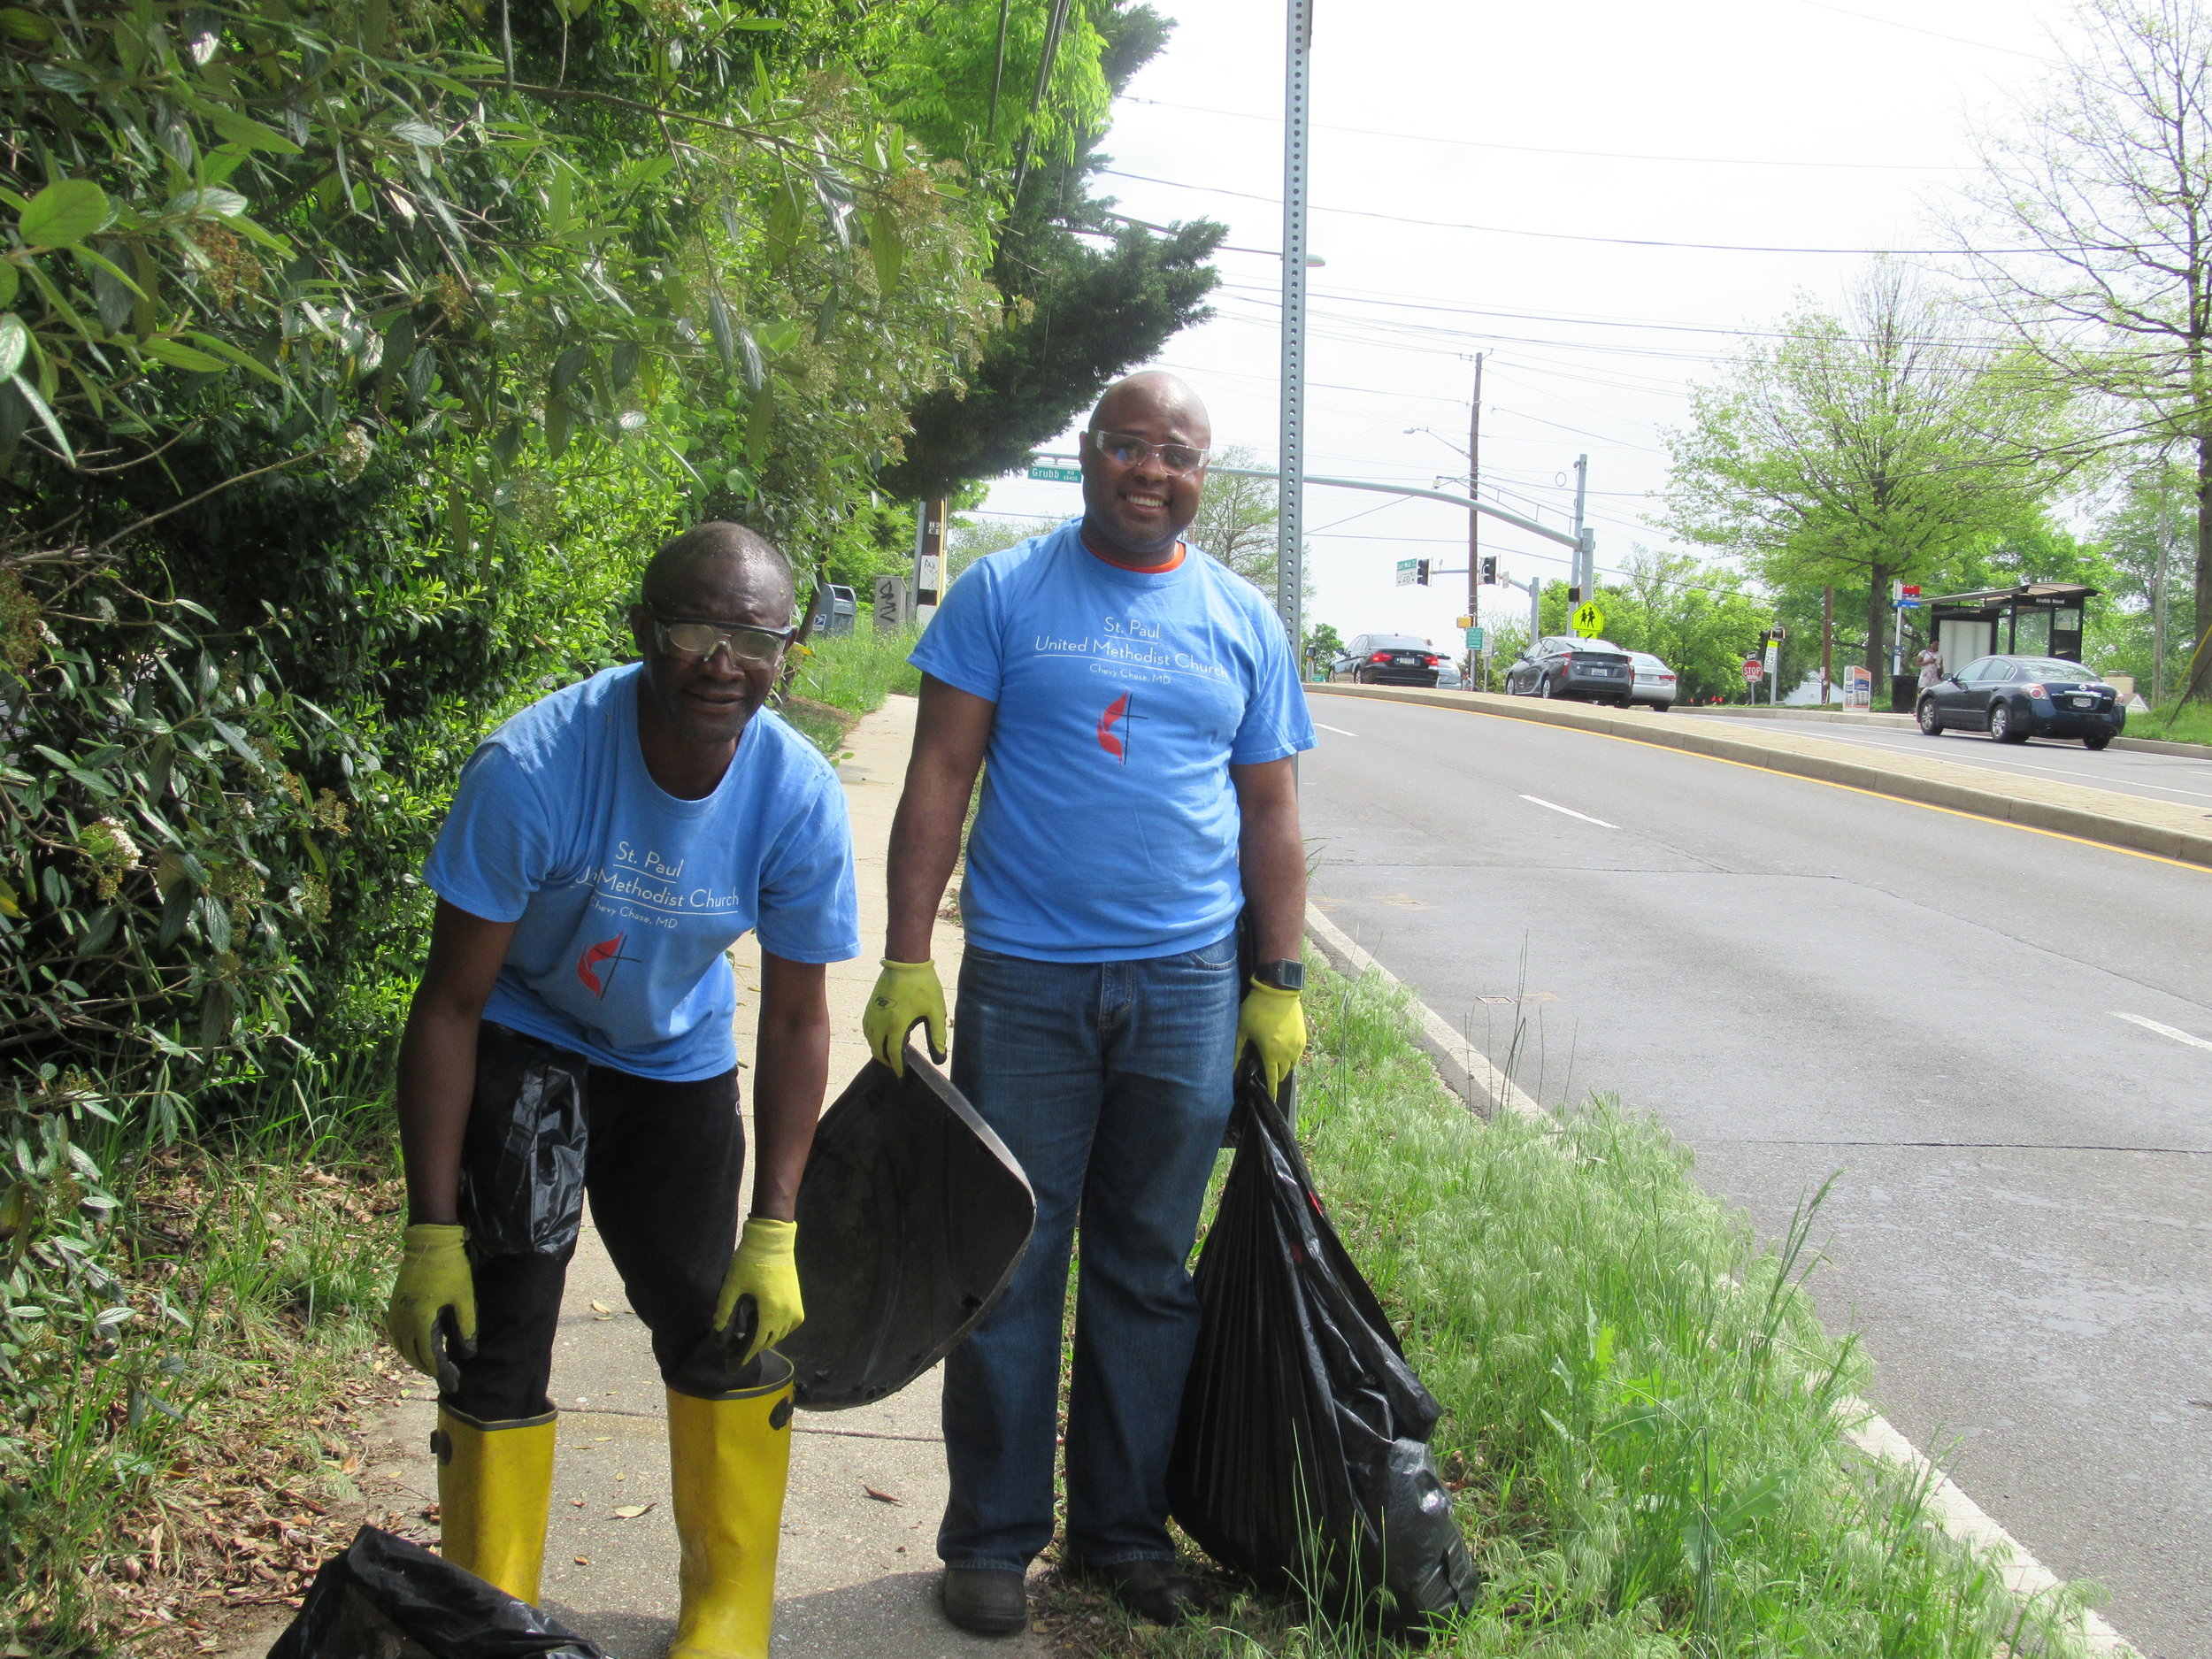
[1313,683,2212,867]
[378,694,1048,1657]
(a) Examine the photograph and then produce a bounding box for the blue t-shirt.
[910,520,1314,962]
[422,664,860,1080]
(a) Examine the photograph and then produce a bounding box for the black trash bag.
[781,1049,1035,1410]
[267,1526,606,1659]
[457,1024,588,1260]
[1167,1061,1479,1627]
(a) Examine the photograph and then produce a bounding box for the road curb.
[1310,684,2212,871]
[1300,903,2139,1656]
[1686,703,2212,758]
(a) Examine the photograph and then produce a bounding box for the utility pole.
[1276,0,1312,655]
[1575,449,1593,624]
[1465,352,1482,688]
[1822,586,1834,706]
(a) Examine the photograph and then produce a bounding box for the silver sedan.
[1628,651,1678,710]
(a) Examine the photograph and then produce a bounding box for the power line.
[1787,0,2058,63]
[1113,94,1973,172]
[1102,169,2015,257]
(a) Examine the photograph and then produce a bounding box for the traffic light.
[1567,584,1582,604]
[1415,559,1431,587]
[1479,556,1497,585]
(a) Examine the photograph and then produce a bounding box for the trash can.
[1890,672,1919,713]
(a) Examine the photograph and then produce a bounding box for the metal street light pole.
[1277,0,1312,655]
[1466,353,1482,688]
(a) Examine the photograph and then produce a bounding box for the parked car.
[1435,657,1463,689]
[1503,637,1637,704]
[1333,634,1444,687]
[1627,650,1678,710]
[1916,655,2125,749]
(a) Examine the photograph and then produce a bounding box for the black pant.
[449,1023,751,1421]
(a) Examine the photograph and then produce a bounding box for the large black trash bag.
[1168,1062,1479,1626]
[266,1526,607,1659]
[781,1049,1036,1409]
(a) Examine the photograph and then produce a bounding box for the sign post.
[914,498,946,616]
[1742,657,1764,701]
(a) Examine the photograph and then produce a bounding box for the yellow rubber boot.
[665,1355,796,1659]
[432,1405,557,1603]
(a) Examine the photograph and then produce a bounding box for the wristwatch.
[1253,958,1305,993]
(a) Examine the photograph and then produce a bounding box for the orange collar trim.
[1083,536,1186,574]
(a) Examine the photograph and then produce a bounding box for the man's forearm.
[884,782,969,963]
[1236,764,1307,964]
[750,994,831,1222]
[396,1002,480,1226]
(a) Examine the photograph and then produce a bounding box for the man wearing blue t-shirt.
[382,524,858,1659]
[864,373,1316,1632]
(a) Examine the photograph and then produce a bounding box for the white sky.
[972,0,2075,644]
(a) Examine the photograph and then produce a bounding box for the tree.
[1187,442,1313,601]
[1543,552,1773,703]
[1663,265,2074,705]
[1302,621,1344,678]
[1960,0,2212,700]
[875,3,1224,497]
[2093,463,2198,699]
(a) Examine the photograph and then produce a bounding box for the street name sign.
[1396,558,1419,586]
[1025,464,1081,482]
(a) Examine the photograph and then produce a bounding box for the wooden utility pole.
[1822,586,1833,706]
[1465,352,1483,689]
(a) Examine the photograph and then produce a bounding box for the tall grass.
[789,626,922,718]
[1,1092,403,1655]
[2142,699,2212,746]
[1056,964,2103,1657]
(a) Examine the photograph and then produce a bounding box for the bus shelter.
[1924,582,2097,669]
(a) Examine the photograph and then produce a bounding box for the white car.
[1628,651,1678,710]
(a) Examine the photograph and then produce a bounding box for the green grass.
[2139,699,2212,746]
[1,1097,404,1656]
[1040,962,2106,1657]
[789,626,923,718]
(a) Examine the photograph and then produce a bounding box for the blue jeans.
[938,933,1242,1571]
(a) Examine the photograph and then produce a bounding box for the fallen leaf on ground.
[611,1503,654,1520]
[570,1499,586,1508]
[863,1486,902,1505]
[589,1300,611,1312]
[573,1556,589,1565]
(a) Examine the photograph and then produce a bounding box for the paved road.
[1301,695,2211,1659]
[1676,710,2212,814]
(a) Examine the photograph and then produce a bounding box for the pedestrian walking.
[863,372,1317,1632]
[382,524,858,1659]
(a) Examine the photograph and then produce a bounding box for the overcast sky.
[971,0,2077,644]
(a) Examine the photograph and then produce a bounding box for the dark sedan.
[1333,633,1444,687]
[1916,655,2125,749]
[1504,636,1638,704]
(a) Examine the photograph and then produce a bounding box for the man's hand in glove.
[862,958,946,1075]
[1236,980,1308,1097]
[714,1217,803,1365]
[386,1223,476,1393]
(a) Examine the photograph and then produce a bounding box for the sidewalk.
[1313,684,2212,867]
[378,694,1048,1657]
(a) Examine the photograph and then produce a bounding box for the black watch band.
[1254,958,1305,992]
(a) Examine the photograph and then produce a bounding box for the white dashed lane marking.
[1313,722,1361,738]
[2113,1011,2212,1055]
[1519,793,1619,829]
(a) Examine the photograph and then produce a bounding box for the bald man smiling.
[863,373,1317,1632]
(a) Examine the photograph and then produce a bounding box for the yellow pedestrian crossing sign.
[1572,602,1606,636]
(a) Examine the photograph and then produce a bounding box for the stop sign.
[1743,658,1764,683]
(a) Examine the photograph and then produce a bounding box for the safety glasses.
[651,614,795,666]
[1088,429,1210,474]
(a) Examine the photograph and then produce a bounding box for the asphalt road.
[1300,694,2211,1659]
[1674,710,2212,813]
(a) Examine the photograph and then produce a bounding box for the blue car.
[1916,655,2125,749]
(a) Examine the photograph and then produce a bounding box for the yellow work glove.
[862,957,947,1075]
[385,1223,476,1393]
[1236,980,1308,1098]
[713,1217,803,1366]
